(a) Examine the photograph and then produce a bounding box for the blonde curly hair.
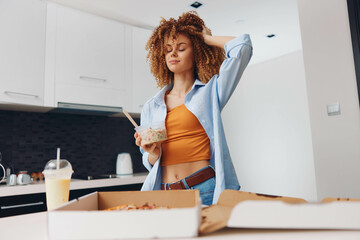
[146,11,226,88]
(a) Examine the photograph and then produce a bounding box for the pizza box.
[47,190,201,239]
[200,190,360,235]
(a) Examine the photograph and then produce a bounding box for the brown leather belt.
[161,166,215,190]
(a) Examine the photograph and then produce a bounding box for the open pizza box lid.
[200,190,360,235]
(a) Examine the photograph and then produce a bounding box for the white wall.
[223,0,360,202]
[298,0,360,200]
[222,50,318,202]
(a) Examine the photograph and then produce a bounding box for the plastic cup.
[42,159,73,211]
[135,121,167,145]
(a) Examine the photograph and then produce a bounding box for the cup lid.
[43,159,73,173]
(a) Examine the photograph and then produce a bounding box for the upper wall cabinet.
[45,3,127,108]
[0,0,46,106]
[129,26,159,113]
[0,1,153,112]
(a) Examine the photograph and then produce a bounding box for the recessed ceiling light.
[190,1,203,9]
[267,34,276,38]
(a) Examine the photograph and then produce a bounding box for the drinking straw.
[56,148,60,170]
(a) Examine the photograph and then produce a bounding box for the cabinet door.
[0,193,46,218]
[55,82,125,108]
[55,4,126,91]
[0,0,45,106]
[131,27,159,113]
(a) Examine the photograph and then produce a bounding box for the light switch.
[327,102,341,116]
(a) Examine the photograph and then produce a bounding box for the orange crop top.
[160,104,211,166]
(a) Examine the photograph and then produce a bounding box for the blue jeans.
[162,166,216,206]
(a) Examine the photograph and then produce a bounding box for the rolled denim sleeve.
[216,34,253,110]
[139,103,152,171]
[139,102,162,171]
[141,151,152,171]
[141,148,162,172]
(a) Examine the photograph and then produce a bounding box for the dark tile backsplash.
[0,110,146,177]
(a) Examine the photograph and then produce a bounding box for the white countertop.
[1,211,360,240]
[0,173,147,197]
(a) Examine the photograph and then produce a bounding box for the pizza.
[103,203,169,211]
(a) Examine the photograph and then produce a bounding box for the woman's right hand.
[201,25,235,49]
[134,132,161,165]
[202,26,212,44]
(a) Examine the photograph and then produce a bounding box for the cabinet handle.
[4,91,39,98]
[1,201,44,209]
[79,76,107,82]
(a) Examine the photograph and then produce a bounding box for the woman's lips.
[169,60,180,64]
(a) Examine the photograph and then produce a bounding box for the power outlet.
[327,102,341,116]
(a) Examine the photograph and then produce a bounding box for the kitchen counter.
[0,173,147,197]
[1,211,360,240]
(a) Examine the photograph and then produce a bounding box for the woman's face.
[165,34,194,75]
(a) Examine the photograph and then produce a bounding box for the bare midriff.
[162,160,210,183]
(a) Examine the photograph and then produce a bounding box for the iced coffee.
[43,153,73,211]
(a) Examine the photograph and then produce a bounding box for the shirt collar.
[194,79,206,86]
[153,84,172,106]
[153,79,205,105]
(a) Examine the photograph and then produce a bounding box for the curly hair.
[146,11,226,88]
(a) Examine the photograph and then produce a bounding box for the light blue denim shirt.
[139,34,253,204]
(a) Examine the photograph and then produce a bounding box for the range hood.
[50,102,123,116]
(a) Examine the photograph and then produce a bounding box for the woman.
[135,11,252,205]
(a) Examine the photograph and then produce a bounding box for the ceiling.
[50,0,302,65]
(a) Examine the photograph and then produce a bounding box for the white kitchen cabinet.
[0,0,46,106]
[129,26,159,113]
[45,3,127,108]
[55,83,126,109]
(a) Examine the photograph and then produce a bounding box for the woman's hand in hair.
[202,26,235,49]
[202,26,212,44]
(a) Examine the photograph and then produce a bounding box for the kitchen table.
[1,211,360,240]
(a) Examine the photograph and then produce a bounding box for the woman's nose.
[171,50,177,57]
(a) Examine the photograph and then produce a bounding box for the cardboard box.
[48,190,201,239]
[200,190,360,234]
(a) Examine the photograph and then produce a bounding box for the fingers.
[143,143,154,151]
[150,143,156,152]
[135,137,161,155]
[135,138,141,147]
[146,144,155,153]
[142,143,156,154]
[202,26,211,36]
[134,133,141,147]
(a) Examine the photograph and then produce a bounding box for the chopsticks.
[123,110,139,128]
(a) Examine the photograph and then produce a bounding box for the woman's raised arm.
[202,27,235,49]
